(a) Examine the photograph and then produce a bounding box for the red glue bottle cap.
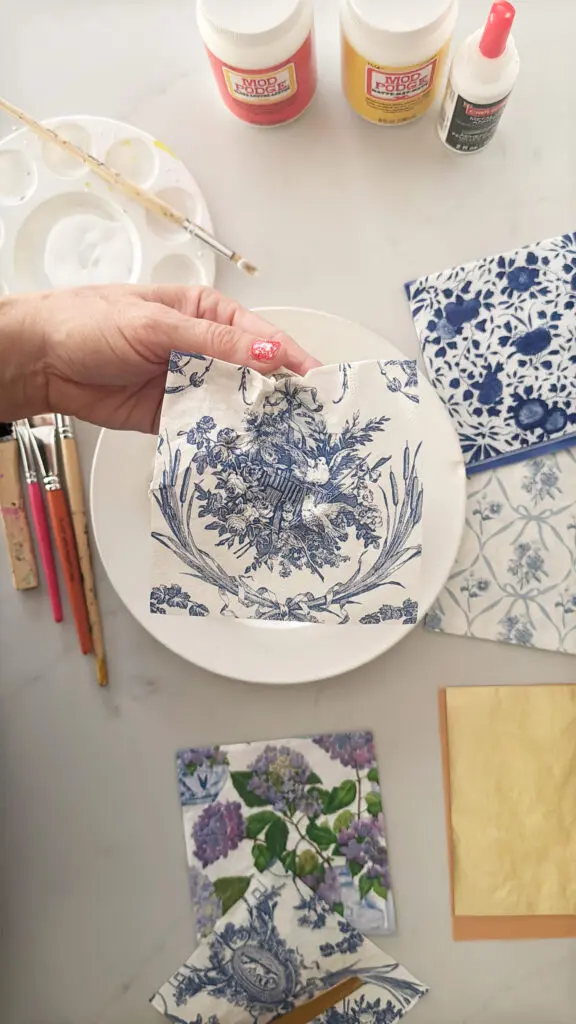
[479,1,515,59]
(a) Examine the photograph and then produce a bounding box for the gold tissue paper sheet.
[446,684,576,917]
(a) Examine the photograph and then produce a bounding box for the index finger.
[142,284,322,375]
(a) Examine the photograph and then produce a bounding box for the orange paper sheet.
[439,685,576,940]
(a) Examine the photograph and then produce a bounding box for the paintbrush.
[26,416,93,655]
[15,422,63,622]
[0,422,38,590]
[0,96,258,276]
[277,977,364,1024]
[56,415,108,686]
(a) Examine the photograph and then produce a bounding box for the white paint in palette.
[0,115,217,293]
[44,213,134,287]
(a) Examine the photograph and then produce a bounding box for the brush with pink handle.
[16,423,63,622]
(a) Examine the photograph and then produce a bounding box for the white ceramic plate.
[90,308,466,684]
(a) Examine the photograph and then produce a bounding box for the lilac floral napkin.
[407,231,576,473]
[176,732,396,940]
[151,872,427,1024]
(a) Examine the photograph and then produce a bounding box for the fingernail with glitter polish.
[251,339,281,362]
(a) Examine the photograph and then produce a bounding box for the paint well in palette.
[44,213,135,287]
[0,149,37,204]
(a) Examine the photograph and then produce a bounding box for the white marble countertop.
[1,1,575,1022]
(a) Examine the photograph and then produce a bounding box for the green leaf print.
[266,817,289,860]
[306,772,322,784]
[367,767,380,784]
[306,821,337,849]
[324,780,357,815]
[213,876,251,915]
[373,880,388,900]
[230,771,269,808]
[333,810,354,833]
[359,874,375,901]
[281,849,298,874]
[252,844,272,872]
[245,810,277,838]
[297,850,320,877]
[348,859,363,877]
[366,791,382,817]
[332,901,345,917]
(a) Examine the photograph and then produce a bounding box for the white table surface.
[1,2,575,1022]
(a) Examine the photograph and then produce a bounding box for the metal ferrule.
[43,474,61,492]
[15,424,37,483]
[25,421,60,487]
[182,219,234,262]
[55,413,73,439]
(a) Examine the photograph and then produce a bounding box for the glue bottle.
[438,1,519,153]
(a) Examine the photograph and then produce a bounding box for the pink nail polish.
[251,339,281,362]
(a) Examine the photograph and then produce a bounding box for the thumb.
[145,303,317,376]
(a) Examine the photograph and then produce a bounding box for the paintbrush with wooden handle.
[0,95,258,276]
[26,416,93,655]
[0,422,38,590]
[56,415,108,686]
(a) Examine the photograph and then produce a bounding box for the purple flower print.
[188,866,222,937]
[192,800,245,868]
[312,732,376,770]
[247,745,321,816]
[180,747,228,772]
[316,866,343,907]
[337,817,390,889]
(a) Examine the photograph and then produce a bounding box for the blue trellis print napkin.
[177,732,396,942]
[150,355,423,624]
[407,232,576,472]
[426,447,576,654]
[151,872,428,1024]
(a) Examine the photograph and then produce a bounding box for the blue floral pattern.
[177,734,396,941]
[407,233,576,471]
[426,448,576,654]
[150,873,427,1024]
[151,357,423,624]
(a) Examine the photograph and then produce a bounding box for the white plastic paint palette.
[0,115,216,294]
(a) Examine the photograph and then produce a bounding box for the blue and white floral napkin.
[177,732,396,940]
[150,356,423,625]
[151,872,427,1024]
[426,447,576,654]
[407,232,576,472]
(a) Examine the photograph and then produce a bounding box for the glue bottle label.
[342,34,451,125]
[439,82,511,151]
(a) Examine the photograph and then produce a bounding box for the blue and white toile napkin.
[426,447,576,655]
[150,356,423,625]
[407,232,576,472]
[150,872,428,1024]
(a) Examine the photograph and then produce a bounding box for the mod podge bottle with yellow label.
[341,0,458,126]
[198,0,317,127]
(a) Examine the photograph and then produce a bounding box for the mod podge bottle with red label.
[197,0,317,127]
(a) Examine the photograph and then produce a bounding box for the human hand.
[0,284,321,432]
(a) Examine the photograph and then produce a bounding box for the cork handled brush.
[0,422,38,591]
[0,96,258,276]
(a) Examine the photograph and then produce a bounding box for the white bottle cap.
[198,0,306,45]
[347,0,454,36]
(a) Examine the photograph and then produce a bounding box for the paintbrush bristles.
[0,95,257,275]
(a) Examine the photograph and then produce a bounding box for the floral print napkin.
[407,232,576,472]
[426,448,576,654]
[150,356,423,624]
[151,872,427,1024]
[176,732,396,939]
